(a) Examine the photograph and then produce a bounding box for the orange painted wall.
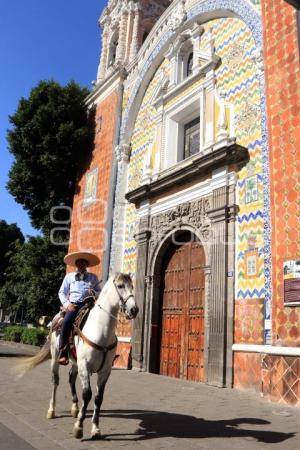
[68,89,120,278]
[262,0,300,345]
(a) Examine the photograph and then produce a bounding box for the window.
[108,34,119,67]
[142,31,149,43]
[184,117,200,159]
[186,52,194,78]
[141,20,154,45]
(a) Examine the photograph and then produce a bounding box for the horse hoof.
[91,431,102,440]
[47,410,55,419]
[71,407,79,418]
[74,427,83,439]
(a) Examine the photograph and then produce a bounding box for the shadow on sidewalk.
[0,353,36,358]
[82,409,295,444]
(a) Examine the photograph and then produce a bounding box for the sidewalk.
[0,340,299,450]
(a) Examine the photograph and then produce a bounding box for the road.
[0,340,299,450]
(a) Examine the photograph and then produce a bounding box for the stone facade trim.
[126,142,248,205]
[233,344,300,357]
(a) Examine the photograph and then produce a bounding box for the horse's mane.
[113,272,133,289]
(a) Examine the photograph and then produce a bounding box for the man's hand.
[66,303,77,312]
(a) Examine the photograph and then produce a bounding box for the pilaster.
[116,8,129,65]
[206,184,238,387]
[109,144,131,273]
[97,25,110,81]
[131,218,151,370]
[129,5,142,61]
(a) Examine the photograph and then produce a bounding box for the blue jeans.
[59,303,84,350]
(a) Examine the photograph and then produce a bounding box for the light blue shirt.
[58,271,101,306]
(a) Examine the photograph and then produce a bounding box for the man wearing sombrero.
[57,251,101,365]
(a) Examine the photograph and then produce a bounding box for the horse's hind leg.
[91,373,109,439]
[47,359,59,419]
[74,365,92,439]
[69,364,79,418]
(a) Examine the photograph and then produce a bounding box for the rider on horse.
[58,251,101,365]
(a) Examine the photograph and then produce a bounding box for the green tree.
[7,80,92,232]
[0,220,24,287]
[0,236,65,322]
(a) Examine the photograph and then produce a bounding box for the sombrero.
[64,252,100,267]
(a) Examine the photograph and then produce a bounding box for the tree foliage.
[7,80,92,232]
[0,220,24,287]
[0,236,65,322]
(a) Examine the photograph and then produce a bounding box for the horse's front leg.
[69,364,79,418]
[74,364,92,439]
[91,372,110,439]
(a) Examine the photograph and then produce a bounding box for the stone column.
[191,23,203,74]
[203,265,212,383]
[203,81,215,150]
[97,24,110,81]
[109,144,131,273]
[226,180,238,388]
[129,6,142,61]
[116,8,129,65]
[207,186,229,387]
[131,217,151,370]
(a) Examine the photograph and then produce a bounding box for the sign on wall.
[283,260,300,306]
[84,168,98,206]
[245,175,258,204]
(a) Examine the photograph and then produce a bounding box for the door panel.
[159,236,205,382]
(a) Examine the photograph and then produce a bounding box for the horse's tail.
[15,334,52,377]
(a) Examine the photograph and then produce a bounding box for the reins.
[97,279,134,319]
[74,326,118,372]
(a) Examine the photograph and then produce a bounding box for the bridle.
[96,278,134,320]
[113,279,135,314]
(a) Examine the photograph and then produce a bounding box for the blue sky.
[0,0,106,237]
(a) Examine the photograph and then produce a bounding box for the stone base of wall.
[262,355,300,406]
[234,352,262,393]
[234,352,300,407]
[113,342,132,369]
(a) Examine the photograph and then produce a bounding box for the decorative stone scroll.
[149,197,212,249]
[169,0,187,31]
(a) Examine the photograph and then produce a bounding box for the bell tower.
[97,0,172,82]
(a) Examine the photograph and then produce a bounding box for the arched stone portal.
[127,177,247,387]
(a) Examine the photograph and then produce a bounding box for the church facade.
[68,0,300,406]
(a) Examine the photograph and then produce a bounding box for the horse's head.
[113,273,139,319]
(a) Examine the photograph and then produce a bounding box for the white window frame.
[163,87,204,169]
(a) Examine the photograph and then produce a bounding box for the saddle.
[50,296,119,366]
[50,297,95,360]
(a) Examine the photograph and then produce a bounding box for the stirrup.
[57,348,69,366]
[58,356,69,366]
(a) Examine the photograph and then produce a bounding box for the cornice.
[86,67,126,108]
[126,142,249,206]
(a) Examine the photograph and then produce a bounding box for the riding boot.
[58,346,69,365]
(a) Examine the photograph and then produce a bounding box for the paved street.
[0,340,299,450]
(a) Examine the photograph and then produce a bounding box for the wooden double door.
[159,235,205,382]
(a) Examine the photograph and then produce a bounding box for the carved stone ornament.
[169,0,187,32]
[251,48,264,76]
[115,144,131,163]
[150,198,212,248]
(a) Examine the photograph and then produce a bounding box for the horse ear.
[113,272,121,282]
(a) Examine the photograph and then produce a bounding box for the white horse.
[19,273,138,440]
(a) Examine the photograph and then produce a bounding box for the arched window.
[141,19,154,45]
[108,33,119,67]
[142,31,149,43]
[186,52,194,77]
